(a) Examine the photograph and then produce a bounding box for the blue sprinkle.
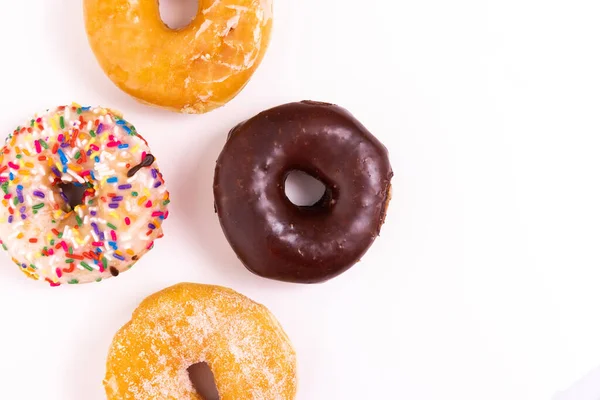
[118,144,129,149]
[106,177,118,183]
[96,248,103,254]
[108,241,118,250]
[94,156,100,163]
[57,149,68,165]
[81,106,91,111]
[90,171,97,181]
[17,185,23,191]
[122,125,131,134]
[9,172,14,181]
[116,120,127,125]
[113,253,125,261]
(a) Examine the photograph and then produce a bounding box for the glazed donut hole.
[158,0,200,30]
[188,362,219,400]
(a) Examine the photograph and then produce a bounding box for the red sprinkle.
[111,230,117,241]
[29,238,38,243]
[145,201,152,208]
[124,217,131,226]
[35,140,41,153]
[56,268,63,278]
[92,241,104,247]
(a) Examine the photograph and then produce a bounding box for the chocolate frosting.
[214,101,393,283]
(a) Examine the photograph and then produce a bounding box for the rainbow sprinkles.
[0,104,169,286]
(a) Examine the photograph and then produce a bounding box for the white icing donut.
[0,104,170,286]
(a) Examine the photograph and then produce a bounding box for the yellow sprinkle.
[1,200,7,207]
[14,146,21,154]
[12,177,20,184]
[24,162,34,168]
[50,117,58,132]
[16,233,24,239]
[0,218,6,223]
[18,170,31,176]
[137,196,147,206]
[22,148,31,156]
[125,249,134,255]
[72,102,82,108]
[10,137,16,146]
[109,212,119,220]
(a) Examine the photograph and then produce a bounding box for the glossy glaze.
[214,101,393,283]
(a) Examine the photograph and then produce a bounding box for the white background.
[1,0,599,399]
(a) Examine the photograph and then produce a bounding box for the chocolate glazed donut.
[214,101,393,283]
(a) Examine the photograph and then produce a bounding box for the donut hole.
[284,170,328,207]
[159,0,200,30]
[57,182,87,211]
[188,362,220,400]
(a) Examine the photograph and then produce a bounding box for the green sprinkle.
[77,108,82,114]
[32,203,45,210]
[80,262,93,271]
[58,233,63,239]
[102,257,108,270]
[59,116,65,129]
[163,199,171,206]
[89,130,96,137]
[16,154,22,159]
[39,139,48,149]
[65,259,74,263]
[96,278,102,282]
[75,215,82,226]
[74,151,81,160]
[131,191,138,197]
[2,182,9,194]
[68,279,79,284]
[29,264,37,270]
[50,239,55,246]
[68,246,73,254]
[30,119,35,127]
[107,222,117,230]
[12,197,18,206]
[1,243,7,251]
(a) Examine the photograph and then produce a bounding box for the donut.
[84,0,273,114]
[214,101,393,283]
[0,104,169,286]
[104,283,297,399]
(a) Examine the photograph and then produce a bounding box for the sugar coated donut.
[214,101,393,283]
[84,0,273,114]
[104,283,297,399]
[0,104,170,286]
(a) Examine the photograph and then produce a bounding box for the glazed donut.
[104,283,297,399]
[0,104,169,286]
[214,101,393,283]
[84,0,273,114]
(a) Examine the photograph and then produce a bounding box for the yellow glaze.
[84,0,273,113]
[104,283,297,399]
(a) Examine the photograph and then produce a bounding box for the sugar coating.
[0,104,170,286]
[105,283,297,400]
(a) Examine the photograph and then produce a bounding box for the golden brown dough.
[84,0,273,113]
[104,283,297,399]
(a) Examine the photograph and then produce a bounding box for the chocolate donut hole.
[188,361,220,400]
[284,170,328,208]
